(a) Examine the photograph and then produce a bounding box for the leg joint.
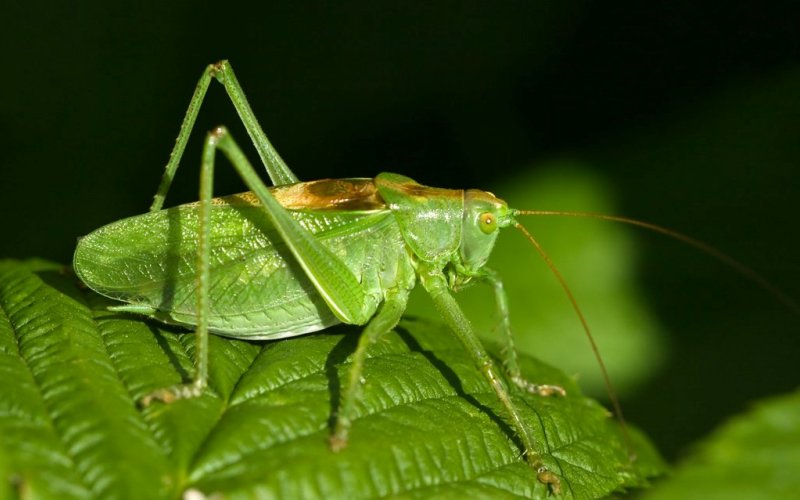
[208,125,229,142]
[209,60,229,78]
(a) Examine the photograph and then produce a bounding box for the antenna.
[514,210,800,315]
[514,222,636,460]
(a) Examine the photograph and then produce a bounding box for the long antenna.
[515,210,800,315]
[514,222,636,460]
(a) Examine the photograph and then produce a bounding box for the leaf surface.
[0,259,664,499]
[645,389,800,500]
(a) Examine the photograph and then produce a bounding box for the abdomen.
[74,193,414,339]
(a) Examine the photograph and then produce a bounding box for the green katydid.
[72,60,796,493]
[73,59,572,490]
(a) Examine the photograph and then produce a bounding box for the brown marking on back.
[214,178,386,211]
[380,176,463,201]
[465,189,508,207]
[402,184,428,197]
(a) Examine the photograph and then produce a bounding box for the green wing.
[74,193,414,339]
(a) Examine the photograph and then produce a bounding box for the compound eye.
[478,212,497,234]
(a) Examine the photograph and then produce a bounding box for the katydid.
[71,60,794,493]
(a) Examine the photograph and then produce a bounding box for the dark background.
[2,1,798,460]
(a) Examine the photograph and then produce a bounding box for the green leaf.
[0,259,664,499]
[645,389,800,500]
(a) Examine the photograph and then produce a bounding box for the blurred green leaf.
[408,165,667,396]
[645,389,800,500]
[0,259,664,498]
